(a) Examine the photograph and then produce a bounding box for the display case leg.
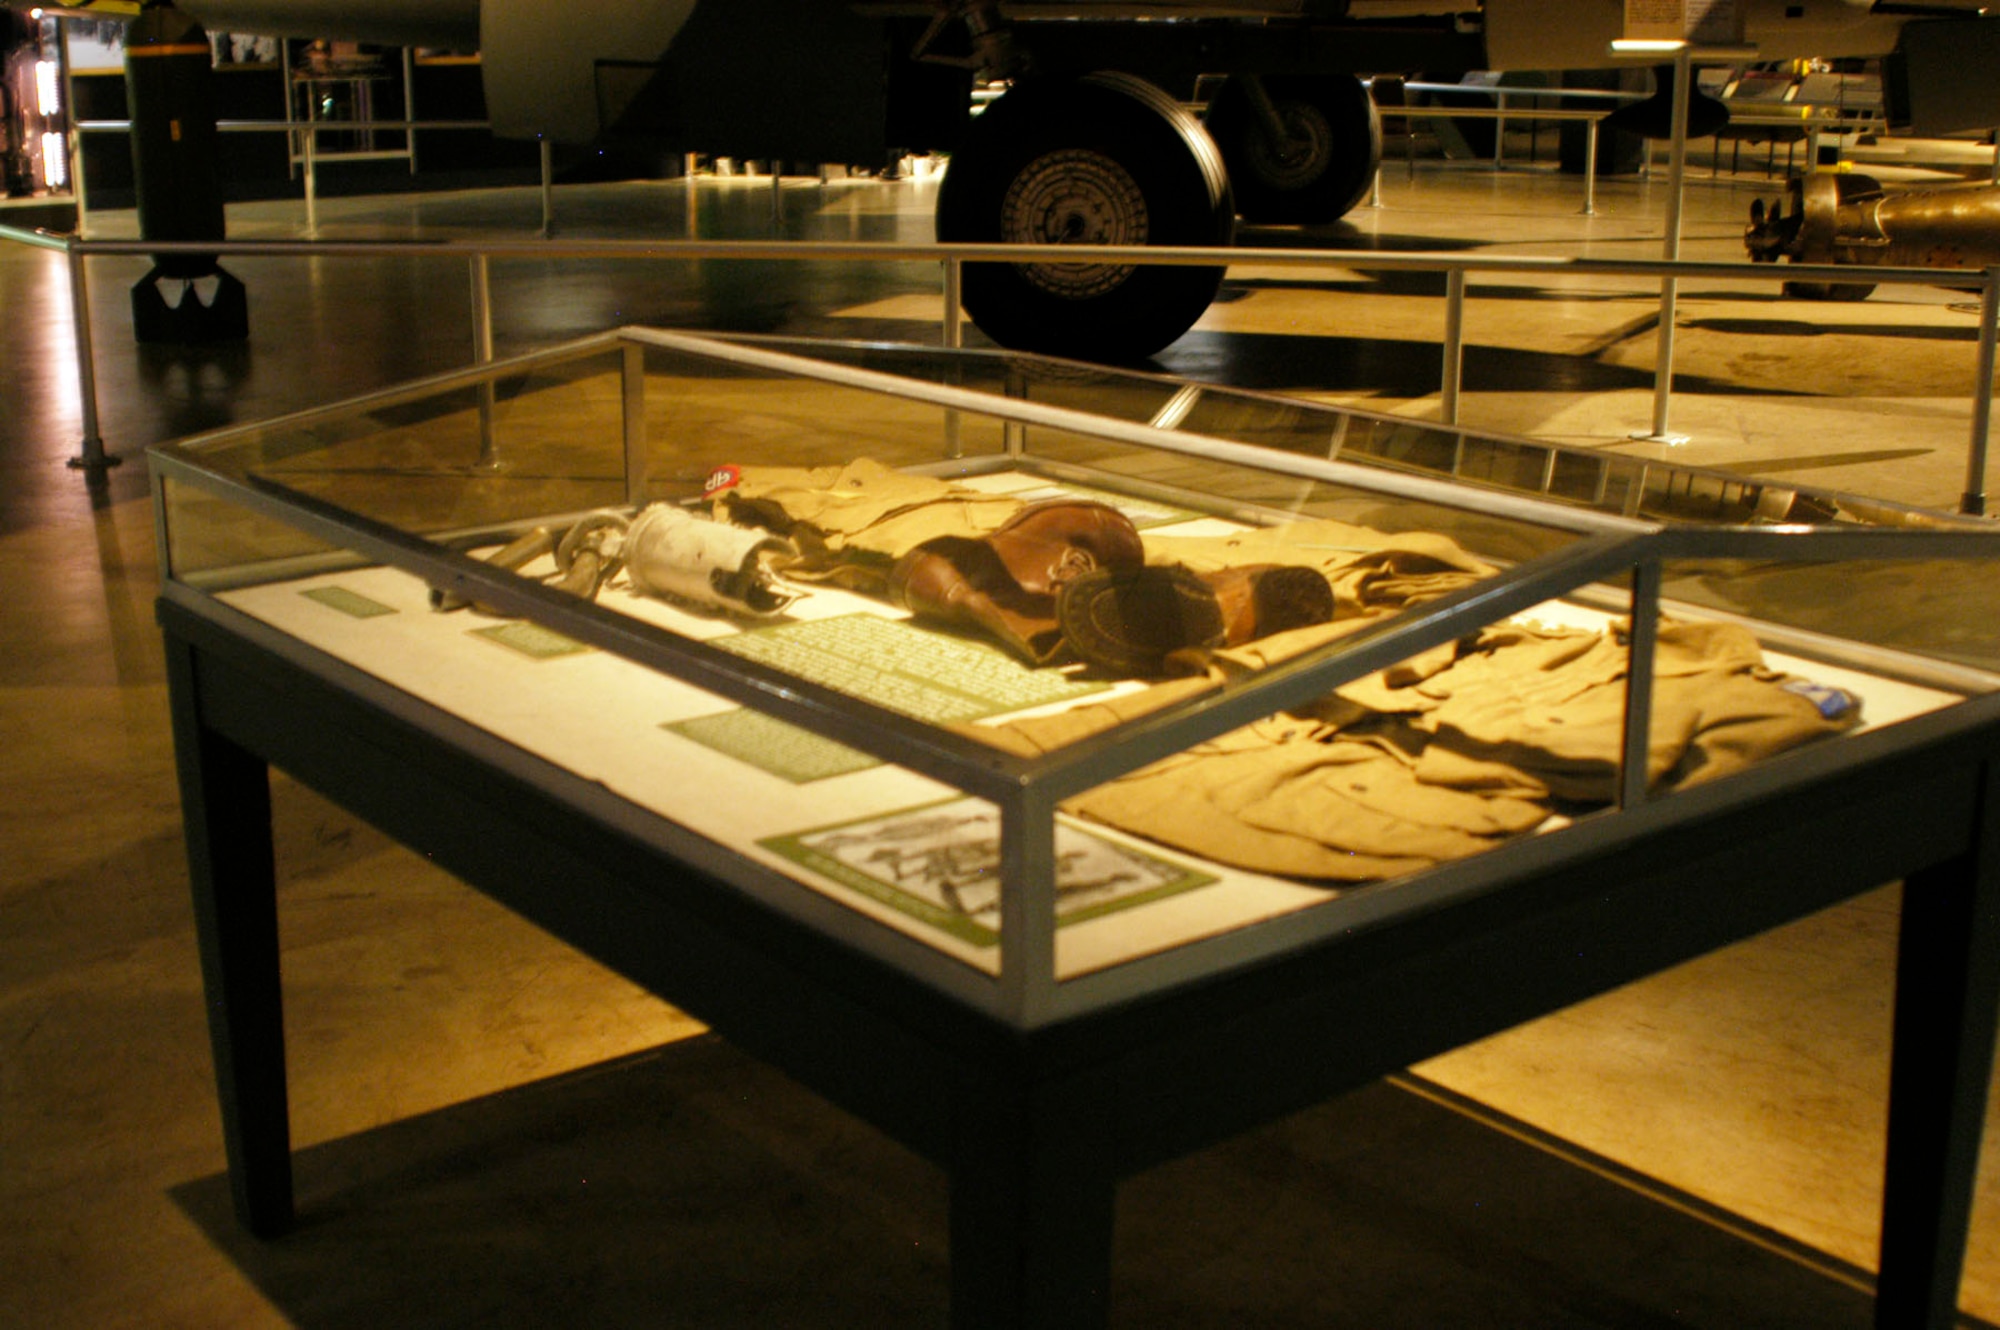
[164,635,295,1238]
[947,1088,1115,1330]
[1875,763,2000,1328]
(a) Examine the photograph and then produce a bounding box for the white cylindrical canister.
[622,503,798,616]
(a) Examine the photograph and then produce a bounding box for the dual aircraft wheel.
[1206,73,1381,224]
[936,72,1235,362]
[936,71,1381,361]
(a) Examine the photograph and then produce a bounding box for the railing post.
[1440,267,1466,425]
[1644,272,1682,439]
[942,254,966,458]
[942,255,964,349]
[684,154,700,239]
[58,19,88,238]
[539,137,555,238]
[69,125,90,238]
[302,124,319,236]
[470,254,495,363]
[63,239,116,472]
[281,38,298,180]
[1635,46,1693,446]
[1964,267,1999,516]
[401,46,418,176]
[1582,118,1599,216]
[469,254,498,468]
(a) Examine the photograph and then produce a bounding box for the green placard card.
[711,614,1106,725]
[470,621,591,660]
[300,586,396,619]
[665,709,881,784]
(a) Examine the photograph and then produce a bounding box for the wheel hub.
[1245,103,1333,190]
[999,149,1147,300]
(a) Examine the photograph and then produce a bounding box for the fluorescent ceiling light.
[36,60,61,116]
[42,132,68,188]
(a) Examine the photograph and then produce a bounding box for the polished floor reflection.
[3,159,1998,1328]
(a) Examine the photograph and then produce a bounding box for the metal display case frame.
[153,327,2000,1327]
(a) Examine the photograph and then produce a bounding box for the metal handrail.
[74,117,492,132]
[12,228,1973,280]
[65,115,516,238]
[4,221,1994,513]
[1398,81,1640,103]
[1377,102,1614,207]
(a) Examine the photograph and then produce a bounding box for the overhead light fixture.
[42,132,68,188]
[36,60,61,117]
[1609,38,1759,60]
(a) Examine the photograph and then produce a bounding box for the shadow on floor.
[1154,326,1791,401]
[1685,318,1981,343]
[171,1035,1918,1329]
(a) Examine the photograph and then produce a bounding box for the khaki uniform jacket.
[711,459,1860,882]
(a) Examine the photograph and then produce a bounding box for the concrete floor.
[5,156,2000,1327]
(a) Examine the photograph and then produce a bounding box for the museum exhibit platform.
[151,328,2000,1327]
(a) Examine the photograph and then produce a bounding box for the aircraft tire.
[936,72,1234,362]
[1208,75,1381,224]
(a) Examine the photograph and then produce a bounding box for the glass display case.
[151,327,2000,1027]
[153,327,2000,1325]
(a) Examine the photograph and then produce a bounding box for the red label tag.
[703,465,742,497]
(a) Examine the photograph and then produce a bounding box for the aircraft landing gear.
[936,71,1234,362]
[1206,74,1381,225]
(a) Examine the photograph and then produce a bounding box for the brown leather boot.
[1057,563,1335,677]
[980,499,1145,595]
[890,537,1069,662]
[1207,563,1337,646]
[888,500,1144,663]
